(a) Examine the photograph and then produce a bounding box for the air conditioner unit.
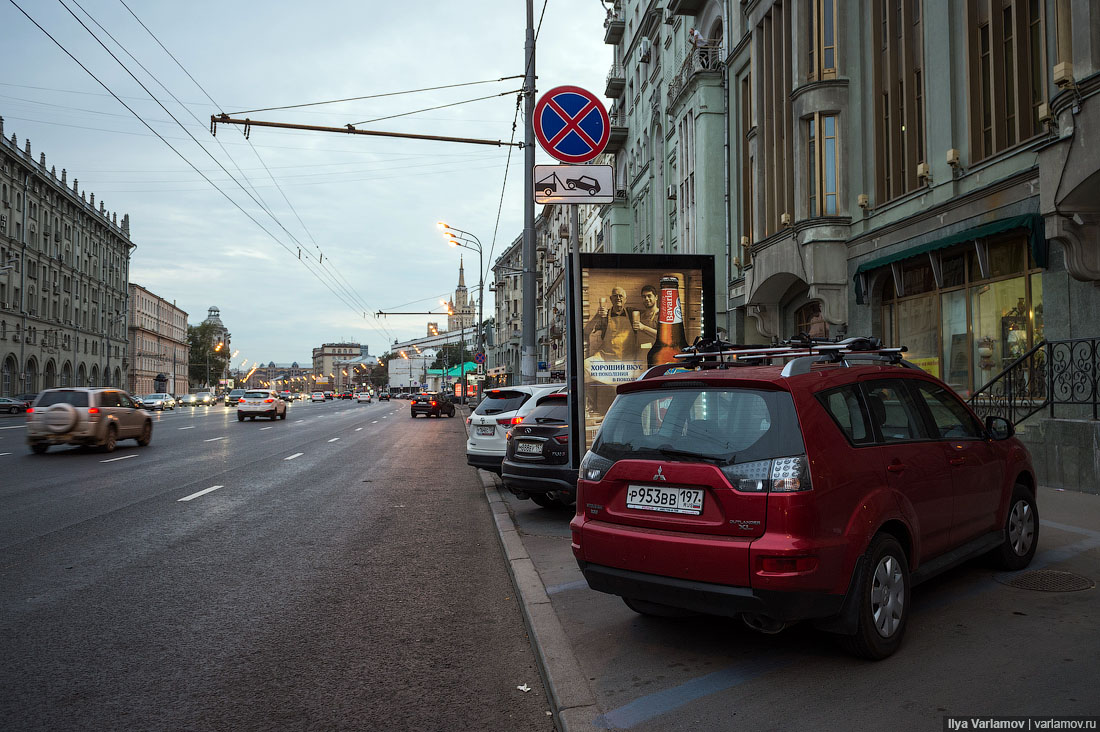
[667,185,677,200]
[639,38,652,63]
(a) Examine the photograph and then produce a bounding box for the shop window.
[897,295,939,376]
[941,290,970,394]
[988,238,1026,278]
[971,276,1026,380]
[941,252,966,287]
[901,258,935,296]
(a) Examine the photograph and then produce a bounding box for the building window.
[968,0,1046,161]
[873,0,926,203]
[807,113,839,216]
[740,73,754,258]
[808,0,838,81]
[758,3,795,236]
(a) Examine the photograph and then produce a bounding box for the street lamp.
[439,221,484,402]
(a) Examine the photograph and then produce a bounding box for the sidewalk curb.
[479,470,601,732]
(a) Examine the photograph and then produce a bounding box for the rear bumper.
[501,459,577,495]
[577,562,846,622]
[467,451,504,473]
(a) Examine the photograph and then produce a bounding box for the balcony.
[605,64,625,98]
[605,106,628,153]
[668,0,706,15]
[667,44,723,110]
[603,14,625,44]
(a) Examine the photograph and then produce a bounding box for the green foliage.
[187,322,230,389]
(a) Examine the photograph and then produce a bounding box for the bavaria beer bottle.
[648,276,688,366]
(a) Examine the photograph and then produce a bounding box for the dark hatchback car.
[410,392,456,418]
[502,392,576,508]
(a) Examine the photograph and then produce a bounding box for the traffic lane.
[0,399,552,731]
[500,486,1100,731]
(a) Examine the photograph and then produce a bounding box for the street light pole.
[439,222,484,404]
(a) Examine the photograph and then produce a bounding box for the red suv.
[571,338,1038,659]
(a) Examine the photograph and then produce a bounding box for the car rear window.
[592,387,804,465]
[524,399,569,424]
[36,390,90,408]
[245,391,271,398]
[475,390,529,415]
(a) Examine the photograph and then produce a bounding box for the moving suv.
[26,388,153,453]
[466,384,565,473]
[410,392,456,418]
[502,392,577,508]
[571,338,1038,659]
[237,389,287,421]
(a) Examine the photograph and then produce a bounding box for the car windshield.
[475,390,529,415]
[592,387,804,465]
[36,390,90,407]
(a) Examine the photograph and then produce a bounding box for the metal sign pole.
[568,203,585,468]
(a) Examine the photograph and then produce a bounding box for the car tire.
[102,425,118,453]
[623,597,699,618]
[7,406,16,414]
[279,411,286,420]
[238,413,245,422]
[136,421,152,446]
[529,493,566,508]
[991,483,1039,571]
[30,442,49,454]
[842,533,909,660]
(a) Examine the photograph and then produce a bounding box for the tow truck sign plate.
[533,164,614,204]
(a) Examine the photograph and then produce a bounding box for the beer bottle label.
[660,287,683,324]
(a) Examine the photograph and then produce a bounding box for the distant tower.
[447,256,476,333]
[202,306,230,348]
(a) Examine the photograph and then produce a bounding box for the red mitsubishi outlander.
[571,337,1038,659]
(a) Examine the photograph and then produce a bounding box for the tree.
[187,322,229,389]
[430,343,468,370]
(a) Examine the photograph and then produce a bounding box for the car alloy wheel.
[870,554,905,638]
[993,484,1039,570]
[103,425,118,453]
[137,422,152,447]
[842,533,909,660]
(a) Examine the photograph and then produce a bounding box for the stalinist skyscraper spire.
[448,255,475,333]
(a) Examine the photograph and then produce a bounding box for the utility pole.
[522,0,537,385]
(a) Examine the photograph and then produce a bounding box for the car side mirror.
[985,416,1014,440]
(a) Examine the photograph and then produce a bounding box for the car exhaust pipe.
[741,613,789,635]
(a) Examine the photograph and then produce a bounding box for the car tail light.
[88,407,99,414]
[238,397,245,403]
[466,417,471,425]
[511,416,524,425]
[496,418,513,426]
[505,431,513,441]
[553,434,569,445]
[430,401,437,407]
[26,407,34,414]
[264,398,274,403]
[580,451,615,482]
[719,455,813,493]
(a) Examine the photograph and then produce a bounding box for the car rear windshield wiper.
[655,446,736,465]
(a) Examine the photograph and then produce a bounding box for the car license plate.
[626,485,704,515]
[516,441,542,454]
[476,425,495,436]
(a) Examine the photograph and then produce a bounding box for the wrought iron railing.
[968,337,1100,424]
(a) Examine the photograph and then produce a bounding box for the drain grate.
[998,570,1094,592]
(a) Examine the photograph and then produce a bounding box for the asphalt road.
[0,400,554,731]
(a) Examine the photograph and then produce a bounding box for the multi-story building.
[243,361,312,391]
[127,284,188,396]
[312,342,364,392]
[490,234,524,386]
[1,118,134,395]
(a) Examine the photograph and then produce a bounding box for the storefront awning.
[854,214,1046,304]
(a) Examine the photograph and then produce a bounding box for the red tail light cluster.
[88,407,100,415]
[430,401,437,407]
[26,407,34,414]
[264,398,274,403]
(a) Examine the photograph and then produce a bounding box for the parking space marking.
[328,438,340,442]
[285,452,303,461]
[100,454,138,463]
[179,485,223,502]
[178,426,195,430]
[203,436,226,442]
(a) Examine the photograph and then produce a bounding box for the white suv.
[237,389,287,421]
[26,388,153,454]
[466,384,565,473]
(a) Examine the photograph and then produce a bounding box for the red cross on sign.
[533,86,610,164]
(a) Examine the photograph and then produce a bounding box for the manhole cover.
[997,570,1094,592]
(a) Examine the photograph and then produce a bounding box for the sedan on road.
[142,394,175,411]
[0,396,28,413]
[356,392,372,403]
[311,391,325,403]
[237,390,287,421]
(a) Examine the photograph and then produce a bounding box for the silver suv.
[26,388,153,454]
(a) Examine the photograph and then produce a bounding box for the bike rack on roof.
[639,335,918,380]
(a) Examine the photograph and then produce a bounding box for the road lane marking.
[100,454,137,463]
[328,438,340,442]
[372,420,378,424]
[178,426,195,430]
[179,485,223,502]
[0,425,25,430]
[259,426,273,431]
[285,452,303,460]
[355,428,362,431]
[203,436,226,442]
[0,452,11,456]
[294,419,305,423]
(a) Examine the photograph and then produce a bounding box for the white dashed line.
[294,419,304,423]
[328,438,340,442]
[259,426,273,431]
[372,420,378,424]
[355,428,362,431]
[178,426,195,430]
[0,425,24,430]
[285,452,303,461]
[203,436,226,442]
[0,452,11,456]
[101,454,137,463]
[179,485,223,502]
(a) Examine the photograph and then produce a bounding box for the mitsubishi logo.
[653,466,667,481]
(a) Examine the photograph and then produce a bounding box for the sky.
[1,0,612,367]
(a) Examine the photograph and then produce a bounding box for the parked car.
[15,393,39,408]
[410,392,456,418]
[26,387,152,453]
[379,392,391,401]
[193,391,217,406]
[142,393,175,411]
[502,392,576,508]
[466,384,566,473]
[237,389,288,421]
[311,391,325,403]
[356,392,372,403]
[224,389,246,407]
[178,394,199,407]
[0,396,28,414]
[570,337,1038,660]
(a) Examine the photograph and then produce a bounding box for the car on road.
[193,391,217,406]
[237,389,288,421]
[26,387,152,453]
[356,391,372,403]
[0,396,28,414]
[379,392,391,401]
[410,392,455,418]
[280,390,293,402]
[466,384,566,474]
[224,389,246,407]
[502,392,576,508]
[324,391,334,400]
[142,393,175,411]
[311,391,325,402]
[15,393,39,408]
[178,394,199,407]
[570,337,1038,659]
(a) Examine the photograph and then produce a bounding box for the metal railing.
[968,337,1100,424]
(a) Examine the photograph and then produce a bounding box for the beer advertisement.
[571,254,715,455]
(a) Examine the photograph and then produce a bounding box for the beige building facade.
[127,284,188,396]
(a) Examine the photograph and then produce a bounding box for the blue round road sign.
[473,351,486,364]
[533,86,610,164]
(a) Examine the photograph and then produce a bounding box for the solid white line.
[203,436,226,442]
[328,438,340,442]
[100,454,137,463]
[259,426,273,431]
[178,426,195,430]
[285,452,303,460]
[178,485,223,502]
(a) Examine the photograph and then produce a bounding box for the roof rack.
[639,335,918,380]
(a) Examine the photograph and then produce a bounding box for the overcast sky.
[2,0,611,367]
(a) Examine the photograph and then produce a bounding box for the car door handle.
[887,463,907,473]
[949,457,966,465]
